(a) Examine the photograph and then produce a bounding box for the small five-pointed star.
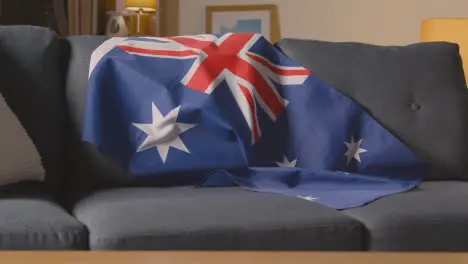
[344,136,368,164]
[133,102,196,163]
[276,155,297,167]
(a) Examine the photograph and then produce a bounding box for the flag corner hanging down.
[83,33,428,210]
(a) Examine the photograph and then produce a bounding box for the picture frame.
[206,4,281,43]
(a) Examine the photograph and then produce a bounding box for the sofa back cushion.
[63,36,130,204]
[0,26,67,191]
[0,93,44,185]
[275,39,468,180]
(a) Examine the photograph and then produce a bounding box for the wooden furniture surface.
[0,252,468,264]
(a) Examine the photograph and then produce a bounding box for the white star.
[344,137,368,165]
[297,195,318,201]
[132,103,196,163]
[276,155,297,167]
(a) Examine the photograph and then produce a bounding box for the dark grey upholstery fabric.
[73,187,362,250]
[0,26,67,191]
[275,39,468,180]
[62,36,130,206]
[0,184,87,249]
[345,181,468,251]
[64,36,108,131]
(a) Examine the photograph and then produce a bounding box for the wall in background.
[179,0,468,45]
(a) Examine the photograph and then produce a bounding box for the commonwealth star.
[133,103,196,163]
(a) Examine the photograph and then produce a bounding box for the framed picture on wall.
[206,4,281,43]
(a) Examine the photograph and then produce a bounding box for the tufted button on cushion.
[410,102,421,112]
[276,39,468,180]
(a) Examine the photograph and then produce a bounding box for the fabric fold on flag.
[83,33,428,209]
[198,168,421,209]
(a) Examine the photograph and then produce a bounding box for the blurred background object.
[113,0,179,37]
[0,0,178,37]
[0,0,68,36]
[67,0,108,35]
[124,0,157,36]
[105,10,130,37]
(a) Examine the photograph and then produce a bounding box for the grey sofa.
[0,25,467,251]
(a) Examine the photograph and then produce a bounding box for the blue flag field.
[83,33,428,209]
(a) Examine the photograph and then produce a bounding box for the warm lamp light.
[125,0,157,12]
[422,18,468,81]
[125,0,157,34]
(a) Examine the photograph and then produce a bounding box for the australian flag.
[83,33,428,209]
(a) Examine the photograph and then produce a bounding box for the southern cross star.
[276,155,297,168]
[344,136,368,165]
[133,103,196,163]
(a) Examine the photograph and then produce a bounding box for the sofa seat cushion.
[0,183,87,249]
[73,187,362,250]
[345,181,468,251]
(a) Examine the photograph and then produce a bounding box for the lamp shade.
[125,0,157,12]
[422,18,468,79]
